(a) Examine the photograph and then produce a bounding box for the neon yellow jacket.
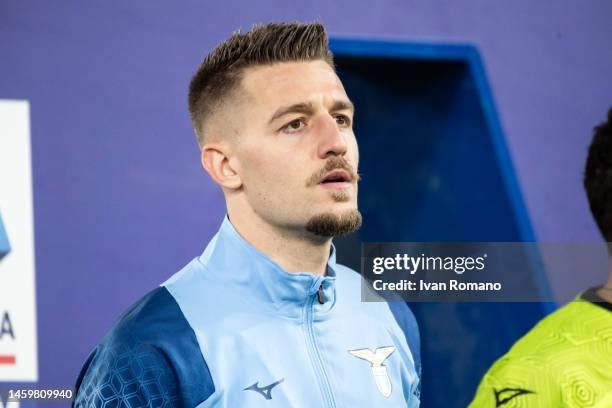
[469,288,612,407]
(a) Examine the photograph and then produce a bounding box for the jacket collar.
[198,216,337,317]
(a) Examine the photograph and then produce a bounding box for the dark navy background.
[1,1,612,407]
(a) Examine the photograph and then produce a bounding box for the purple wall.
[2,0,611,395]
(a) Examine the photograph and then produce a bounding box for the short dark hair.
[188,22,335,147]
[584,107,612,241]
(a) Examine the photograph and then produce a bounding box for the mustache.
[306,157,361,187]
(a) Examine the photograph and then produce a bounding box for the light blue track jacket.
[74,216,421,407]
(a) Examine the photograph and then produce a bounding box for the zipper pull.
[317,283,325,304]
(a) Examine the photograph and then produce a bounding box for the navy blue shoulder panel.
[388,301,421,378]
[74,287,214,407]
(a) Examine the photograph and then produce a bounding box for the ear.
[201,142,243,190]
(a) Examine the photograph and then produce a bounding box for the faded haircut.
[188,22,335,148]
[584,107,612,241]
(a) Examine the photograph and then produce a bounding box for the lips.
[320,169,351,184]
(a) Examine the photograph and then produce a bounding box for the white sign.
[0,100,38,382]
[0,395,20,408]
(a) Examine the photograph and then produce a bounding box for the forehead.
[240,60,349,108]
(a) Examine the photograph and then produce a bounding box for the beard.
[305,209,362,237]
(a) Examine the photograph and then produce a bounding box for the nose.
[316,113,348,159]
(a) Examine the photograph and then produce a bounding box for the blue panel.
[74,287,214,407]
[0,211,10,261]
[330,38,553,407]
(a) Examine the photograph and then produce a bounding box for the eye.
[281,118,306,134]
[334,114,351,127]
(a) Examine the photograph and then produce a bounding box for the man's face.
[232,60,361,237]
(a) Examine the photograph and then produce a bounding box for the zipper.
[317,283,325,304]
[304,281,336,408]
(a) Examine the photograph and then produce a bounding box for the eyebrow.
[268,99,355,125]
[330,99,355,114]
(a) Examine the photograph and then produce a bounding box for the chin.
[305,208,362,237]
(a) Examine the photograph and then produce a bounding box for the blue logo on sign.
[0,212,10,261]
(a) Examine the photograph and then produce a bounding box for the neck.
[596,263,612,303]
[227,208,332,276]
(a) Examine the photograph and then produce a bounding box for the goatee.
[305,210,362,237]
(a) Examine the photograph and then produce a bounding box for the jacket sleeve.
[73,336,180,407]
[469,355,559,407]
[73,287,215,408]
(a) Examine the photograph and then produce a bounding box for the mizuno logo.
[494,387,535,407]
[349,346,396,397]
[244,378,284,400]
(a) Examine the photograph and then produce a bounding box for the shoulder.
[506,300,601,358]
[74,286,214,407]
[93,286,202,358]
[469,301,603,407]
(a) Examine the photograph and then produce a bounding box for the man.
[469,109,612,407]
[74,22,421,407]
